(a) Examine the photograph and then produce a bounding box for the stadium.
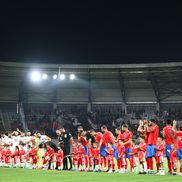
[0,61,182,181]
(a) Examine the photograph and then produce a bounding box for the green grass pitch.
[0,168,182,182]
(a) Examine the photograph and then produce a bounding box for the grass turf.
[0,168,182,182]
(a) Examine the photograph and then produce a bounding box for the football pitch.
[0,168,181,182]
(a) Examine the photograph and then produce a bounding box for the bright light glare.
[60,74,65,80]
[70,74,75,80]
[53,74,58,79]
[42,73,48,80]
[31,71,41,82]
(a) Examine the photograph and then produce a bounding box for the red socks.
[146,157,153,170]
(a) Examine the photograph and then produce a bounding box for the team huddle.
[0,119,182,176]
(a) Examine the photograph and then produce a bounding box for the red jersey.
[106,147,114,160]
[138,141,146,162]
[43,151,49,164]
[138,141,146,152]
[79,136,88,146]
[129,147,137,156]
[163,126,175,145]
[72,146,78,159]
[116,143,125,157]
[77,146,85,158]
[13,149,19,157]
[92,148,100,159]
[103,131,114,145]
[147,124,159,145]
[19,149,25,156]
[47,147,55,157]
[116,133,123,141]
[177,131,182,149]
[29,148,37,156]
[88,147,93,158]
[95,132,103,144]
[156,143,164,157]
[122,130,133,148]
[0,148,5,158]
[57,149,64,161]
[5,149,12,157]
[170,150,178,163]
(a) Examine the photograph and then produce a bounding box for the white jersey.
[5,137,12,146]
[0,135,9,145]
[11,136,20,147]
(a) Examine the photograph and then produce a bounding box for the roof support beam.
[148,74,161,103]
[119,71,127,113]
[87,70,92,112]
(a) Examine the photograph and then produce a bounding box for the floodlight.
[70,74,75,80]
[60,74,65,80]
[42,73,48,80]
[30,71,41,82]
[53,74,58,79]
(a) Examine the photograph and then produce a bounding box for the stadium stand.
[0,61,182,136]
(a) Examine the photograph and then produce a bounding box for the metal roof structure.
[0,61,182,106]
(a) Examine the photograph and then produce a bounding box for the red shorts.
[130,156,137,167]
[155,156,164,164]
[94,159,100,165]
[171,161,178,170]
[31,156,37,164]
[138,151,145,163]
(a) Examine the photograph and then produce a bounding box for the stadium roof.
[0,61,182,104]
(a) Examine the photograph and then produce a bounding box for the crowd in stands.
[1,104,182,139]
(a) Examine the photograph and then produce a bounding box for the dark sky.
[0,4,181,64]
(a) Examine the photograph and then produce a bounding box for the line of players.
[0,119,182,175]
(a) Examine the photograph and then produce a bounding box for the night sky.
[0,4,180,64]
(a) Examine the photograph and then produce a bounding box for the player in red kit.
[72,143,78,171]
[29,145,37,169]
[117,139,126,173]
[172,120,182,175]
[78,131,89,170]
[46,143,56,170]
[57,147,64,170]
[5,145,12,167]
[19,144,26,168]
[144,119,159,174]
[177,126,182,175]
[90,130,104,170]
[115,127,123,142]
[100,125,115,171]
[43,148,49,170]
[163,119,176,174]
[88,145,94,171]
[92,142,101,172]
[122,124,133,171]
[170,144,178,175]
[0,143,5,167]
[105,142,115,173]
[129,140,138,173]
[137,135,147,174]
[12,146,20,167]
[154,136,165,175]
[77,142,85,171]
